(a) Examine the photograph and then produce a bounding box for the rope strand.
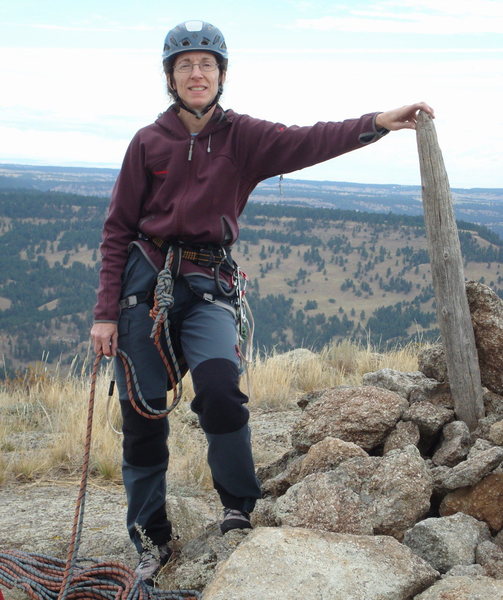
[0,351,200,600]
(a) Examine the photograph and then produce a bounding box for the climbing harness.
[0,351,200,600]
[105,240,254,433]
[138,236,253,371]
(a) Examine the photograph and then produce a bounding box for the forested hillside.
[0,188,502,372]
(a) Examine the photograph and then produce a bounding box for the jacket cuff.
[93,319,118,325]
[358,113,390,145]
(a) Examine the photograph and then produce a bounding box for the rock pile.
[165,282,503,600]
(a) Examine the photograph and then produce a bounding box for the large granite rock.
[402,512,490,573]
[466,280,503,395]
[275,446,432,540]
[363,368,440,402]
[201,527,438,600]
[413,575,503,599]
[291,385,408,452]
[440,472,503,531]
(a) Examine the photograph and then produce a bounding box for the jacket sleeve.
[93,133,150,322]
[232,112,388,185]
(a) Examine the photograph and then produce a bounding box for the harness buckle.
[182,246,226,267]
[119,295,138,309]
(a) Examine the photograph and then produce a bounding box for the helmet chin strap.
[174,84,223,120]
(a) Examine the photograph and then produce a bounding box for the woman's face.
[170,51,225,112]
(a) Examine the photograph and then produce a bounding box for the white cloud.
[28,23,163,33]
[0,126,128,167]
[289,0,503,34]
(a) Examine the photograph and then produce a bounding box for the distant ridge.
[1,163,502,238]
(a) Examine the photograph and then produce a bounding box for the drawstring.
[207,134,212,153]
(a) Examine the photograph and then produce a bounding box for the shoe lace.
[137,551,157,570]
[223,509,248,520]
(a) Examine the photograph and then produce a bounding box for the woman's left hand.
[376,102,435,131]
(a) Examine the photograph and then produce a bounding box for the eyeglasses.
[174,61,218,73]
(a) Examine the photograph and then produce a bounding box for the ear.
[219,71,227,86]
[167,73,176,92]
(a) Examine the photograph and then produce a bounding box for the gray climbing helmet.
[162,20,228,119]
[162,20,228,70]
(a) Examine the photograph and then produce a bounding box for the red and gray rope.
[0,249,199,598]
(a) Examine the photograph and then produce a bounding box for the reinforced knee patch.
[120,398,169,467]
[191,358,249,434]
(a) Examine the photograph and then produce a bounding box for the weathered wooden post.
[416,111,485,430]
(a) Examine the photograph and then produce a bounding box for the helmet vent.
[185,20,204,32]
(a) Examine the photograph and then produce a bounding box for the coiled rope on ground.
[0,250,199,599]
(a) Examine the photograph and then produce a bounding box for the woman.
[91,19,434,584]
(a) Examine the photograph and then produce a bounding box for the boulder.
[275,446,432,541]
[261,454,304,498]
[403,512,490,573]
[432,421,471,467]
[440,446,503,490]
[430,465,452,495]
[259,437,369,499]
[365,445,432,539]
[297,436,368,480]
[418,344,448,383]
[488,420,503,446]
[468,438,495,458]
[201,527,438,600]
[413,575,503,599]
[383,420,421,454]
[484,391,503,418]
[362,368,440,401]
[440,473,503,531]
[475,539,503,579]
[291,385,408,452]
[402,401,454,438]
[466,280,503,395]
[274,470,374,535]
[443,564,486,578]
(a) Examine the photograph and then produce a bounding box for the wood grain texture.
[416,111,484,429]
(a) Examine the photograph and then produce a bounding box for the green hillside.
[0,188,502,371]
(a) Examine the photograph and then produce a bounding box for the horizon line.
[0,160,501,192]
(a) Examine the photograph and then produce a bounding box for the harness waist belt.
[138,233,228,267]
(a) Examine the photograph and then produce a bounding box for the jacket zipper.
[188,136,195,161]
[178,136,196,233]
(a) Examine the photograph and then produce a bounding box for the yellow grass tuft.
[0,339,422,487]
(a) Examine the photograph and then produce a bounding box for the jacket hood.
[154,104,233,139]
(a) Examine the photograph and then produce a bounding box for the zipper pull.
[188,137,195,161]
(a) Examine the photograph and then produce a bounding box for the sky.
[0,0,502,188]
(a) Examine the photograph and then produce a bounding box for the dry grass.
[0,339,421,488]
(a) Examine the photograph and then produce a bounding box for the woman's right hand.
[90,322,118,357]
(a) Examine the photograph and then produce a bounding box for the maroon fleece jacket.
[94,106,388,322]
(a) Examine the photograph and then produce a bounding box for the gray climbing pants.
[114,246,261,552]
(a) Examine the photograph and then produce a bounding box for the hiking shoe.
[220,508,252,534]
[135,544,172,586]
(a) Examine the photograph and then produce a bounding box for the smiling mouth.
[189,86,207,91]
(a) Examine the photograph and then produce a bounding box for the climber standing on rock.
[90,18,435,585]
